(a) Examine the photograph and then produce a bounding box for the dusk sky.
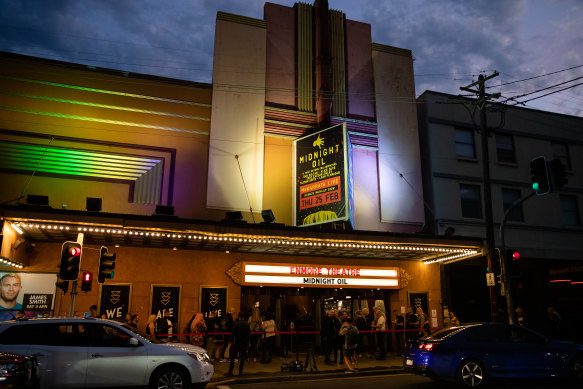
[1,0,582,117]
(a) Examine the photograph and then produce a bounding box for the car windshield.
[119,323,163,344]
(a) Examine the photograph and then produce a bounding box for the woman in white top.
[261,312,277,363]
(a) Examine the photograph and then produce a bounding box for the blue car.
[403,323,583,387]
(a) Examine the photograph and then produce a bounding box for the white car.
[0,317,213,389]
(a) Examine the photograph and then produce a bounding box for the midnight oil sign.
[294,123,353,227]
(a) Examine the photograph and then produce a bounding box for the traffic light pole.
[461,73,501,323]
[68,233,84,316]
[498,191,535,325]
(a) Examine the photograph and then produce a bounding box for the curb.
[208,366,406,386]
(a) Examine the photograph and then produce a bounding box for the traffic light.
[55,280,69,294]
[529,156,550,195]
[98,246,116,284]
[81,271,92,292]
[506,249,521,278]
[547,158,568,191]
[59,241,82,281]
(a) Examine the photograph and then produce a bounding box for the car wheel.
[457,359,485,387]
[572,354,583,380]
[150,366,188,389]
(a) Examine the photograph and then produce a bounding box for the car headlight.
[188,351,211,363]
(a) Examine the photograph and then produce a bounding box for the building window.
[454,128,475,158]
[502,188,523,222]
[460,184,482,219]
[552,142,571,170]
[560,195,580,226]
[496,134,516,163]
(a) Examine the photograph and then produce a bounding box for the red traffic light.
[70,246,81,256]
[81,271,92,292]
[511,251,520,261]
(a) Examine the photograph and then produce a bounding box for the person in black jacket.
[321,309,338,365]
[226,312,251,377]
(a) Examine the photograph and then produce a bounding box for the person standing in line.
[145,314,157,338]
[156,310,174,342]
[333,310,344,364]
[219,308,235,362]
[416,307,428,338]
[449,310,460,326]
[188,312,206,347]
[373,307,387,360]
[226,312,251,377]
[321,309,337,365]
[362,307,375,356]
[248,307,262,363]
[339,318,359,373]
[405,306,418,341]
[129,314,139,328]
[354,310,367,358]
[392,308,405,356]
[261,312,277,363]
[515,306,528,327]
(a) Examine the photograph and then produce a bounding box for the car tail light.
[418,343,437,351]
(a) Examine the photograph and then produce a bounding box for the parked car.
[404,323,583,387]
[0,351,38,389]
[0,317,213,389]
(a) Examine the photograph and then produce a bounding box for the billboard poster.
[99,283,132,321]
[0,272,56,321]
[294,123,352,227]
[150,284,181,323]
[200,286,228,319]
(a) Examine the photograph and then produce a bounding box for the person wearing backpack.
[339,318,359,373]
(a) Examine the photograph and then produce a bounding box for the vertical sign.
[200,286,227,319]
[294,123,352,227]
[99,283,132,321]
[150,284,181,322]
[409,292,429,317]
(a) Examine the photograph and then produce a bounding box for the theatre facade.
[0,1,484,341]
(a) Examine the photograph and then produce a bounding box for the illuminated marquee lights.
[0,257,25,269]
[12,223,480,260]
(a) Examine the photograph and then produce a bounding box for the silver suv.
[0,317,213,389]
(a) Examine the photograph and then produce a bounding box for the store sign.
[294,123,354,227]
[242,262,400,289]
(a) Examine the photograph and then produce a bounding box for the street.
[216,373,581,389]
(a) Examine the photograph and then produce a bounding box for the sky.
[1,0,582,117]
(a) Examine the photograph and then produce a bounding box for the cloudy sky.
[1,0,582,117]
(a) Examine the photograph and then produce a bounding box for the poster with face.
[0,272,56,321]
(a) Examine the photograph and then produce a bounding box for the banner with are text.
[242,262,400,289]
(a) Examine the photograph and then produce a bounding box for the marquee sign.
[242,262,400,289]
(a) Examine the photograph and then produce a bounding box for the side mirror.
[129,337,140,346]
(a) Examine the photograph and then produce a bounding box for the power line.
[489,64,583,88]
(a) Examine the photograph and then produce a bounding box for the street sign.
[486,272,495,287]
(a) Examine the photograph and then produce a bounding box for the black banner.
[22,293,53,311]
[151,285,180,322]
[295,124,348,227]
[200,286,227,319]
[99,284,131,321]
[409,292,429,315]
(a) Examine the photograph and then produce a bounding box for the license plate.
[406,359,413,366]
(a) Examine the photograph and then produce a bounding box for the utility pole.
[460,73,501,322]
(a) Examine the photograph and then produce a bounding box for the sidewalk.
[209,352,405,386]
